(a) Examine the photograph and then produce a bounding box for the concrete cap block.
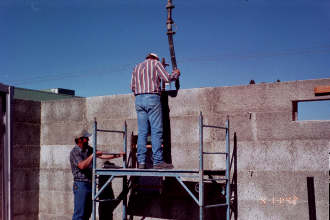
[86,94,136,121]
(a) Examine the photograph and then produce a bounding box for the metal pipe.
[122,121,127,220]
[205,203,228,209]
[97,129,125,134]
[95,175,115,199]
[203,152,227,155]
[225,116,231,220]
[199,112,204,220]
[203,125,227,130]
[2,86,14,220]
[92,119,97,220]
[175,177,200,205]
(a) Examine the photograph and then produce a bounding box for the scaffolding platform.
[91,112,232,220]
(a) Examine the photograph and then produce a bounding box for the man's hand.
[96,151,103,157]
[173,69,180,77]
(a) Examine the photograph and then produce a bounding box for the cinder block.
[294,78,330,100]
[56,215,72,220]
[170,115,201,145]
[171,143,200,169]
[212,83,294,114]
[168,88,215,117]
[86,94,136,121]
[238,200,309,220]
[13,191,39,217]
[41,98,86,123]
[55,191,73,215]
[13,145,40,169]
[12,169,39,191]
[13,123,40,145]
[40,145,72,170]
[39,190,57,214]
[237,170,328,204]
[256,112,330,140]
[38,213,56,220]
[41,121,86,145]
[14,99,41,123]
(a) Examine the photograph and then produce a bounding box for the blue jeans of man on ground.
[72,181,92,220]
[135,94,163,165]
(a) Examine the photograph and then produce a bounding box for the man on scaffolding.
[130,52,180,169]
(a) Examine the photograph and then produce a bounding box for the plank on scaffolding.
[314,85,330,95]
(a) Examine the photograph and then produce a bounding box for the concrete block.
[294,78,330,100]
[12,169,39,191]
[212,83,295,114]
[41,98,86,123]
[41,121,86,145]
[39,191,57,214]
[55,191,73,215]
[13,123,40,145]
[39,169,72,192]
[86,94,136,121]
[237,170,328,204]
[168,88,215,117]
[14,99,41,123]
[294,139,329,171]
[291,120,330,140]
[13,145,40,169]
[238,201,309,220]
[256,112,330,140]
[13,191,39,217]
[38,213,56,220]
[40,145,72,170]
[56,215,72,220]
[171,143,200,169]
[170,115,201,145]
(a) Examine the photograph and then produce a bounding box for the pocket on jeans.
[73,182,78,192]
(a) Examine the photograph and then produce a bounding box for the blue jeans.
[72,181,92,220]
[135,94,163,165]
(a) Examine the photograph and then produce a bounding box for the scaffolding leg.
[199,112,204,220]
[226,117,231,220]
[122,121,128,220]
[92,119,97,220]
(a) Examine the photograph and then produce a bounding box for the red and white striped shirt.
[131,59,179,95]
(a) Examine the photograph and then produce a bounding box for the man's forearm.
[78,154,93,170]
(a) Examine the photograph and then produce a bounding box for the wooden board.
[314,85,330,95]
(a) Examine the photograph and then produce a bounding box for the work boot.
[138,163,145,169]
[153,162,174,169]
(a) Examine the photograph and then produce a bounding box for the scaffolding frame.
[92,112,231,220]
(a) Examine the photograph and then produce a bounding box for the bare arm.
[98,152,125,160]
[77,151,103,170]
[78,152,125,169]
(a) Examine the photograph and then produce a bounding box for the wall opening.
[292,100,330,121]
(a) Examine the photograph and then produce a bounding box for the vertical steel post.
[225,116,231,220]
[122,121,127,220]
[2,86,13,220]
[199,112,204,220]
[92,119,97,220]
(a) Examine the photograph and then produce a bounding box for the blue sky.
[1,0,330,113]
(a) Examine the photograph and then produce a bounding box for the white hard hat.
[75,129,92,139]
[146,53,159,60]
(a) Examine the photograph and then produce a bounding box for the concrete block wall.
[12,99,41,220]
[14,78,330,219]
